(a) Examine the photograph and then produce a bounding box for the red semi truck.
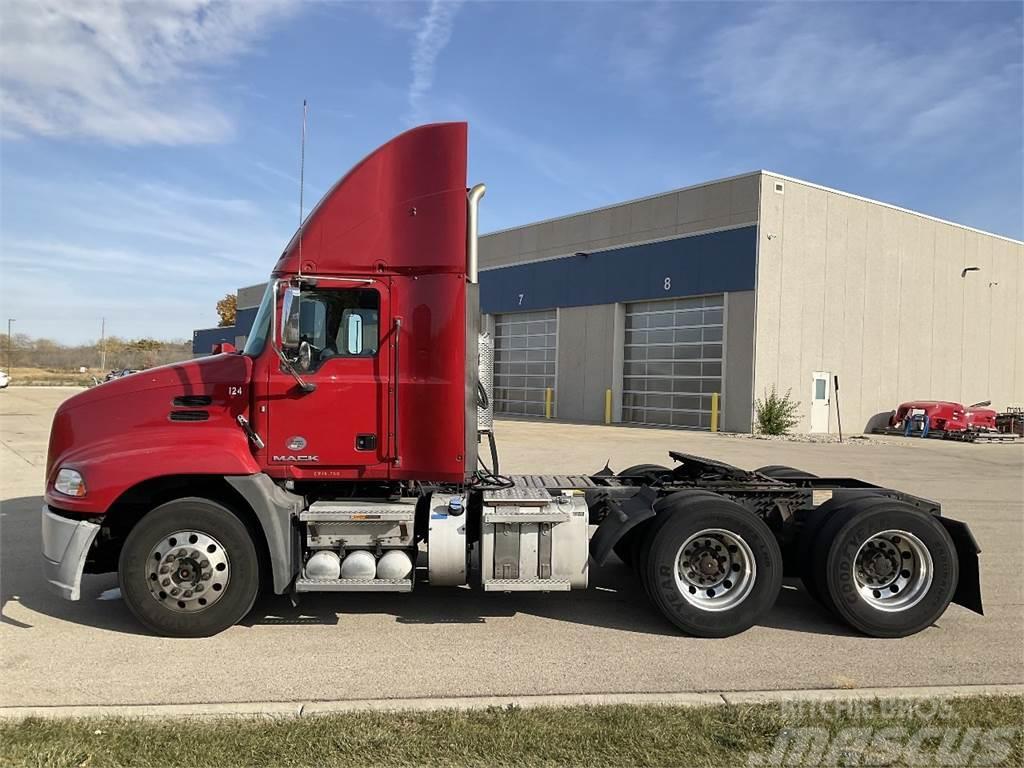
[42,123,982,639]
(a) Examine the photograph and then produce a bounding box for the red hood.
[46,354,255,504]
[57,354,250,415]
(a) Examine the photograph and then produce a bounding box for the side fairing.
[274,122,468,278]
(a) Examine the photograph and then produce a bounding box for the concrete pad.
[1,387,1022,710]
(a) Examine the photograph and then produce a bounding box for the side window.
[295,288,380,371]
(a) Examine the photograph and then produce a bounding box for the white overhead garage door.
[623,296,724,429]
[493,310,557,416]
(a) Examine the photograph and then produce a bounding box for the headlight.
[54,468,87,497]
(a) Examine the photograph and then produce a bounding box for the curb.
[1,684,1021,721]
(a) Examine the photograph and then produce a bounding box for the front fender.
[45,426,260,514]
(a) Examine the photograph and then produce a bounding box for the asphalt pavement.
[2,386,1021,708]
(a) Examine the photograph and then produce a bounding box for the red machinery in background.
[887,400,1011,442]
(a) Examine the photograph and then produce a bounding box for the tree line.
[1,333,193,372]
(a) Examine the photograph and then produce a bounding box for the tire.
[641,496,784,637]
[611,465,671,566]
[796,491,890,604]
[632,490,721,591]
[811,499,958,638]
[618,464,670,480]
[119,497,260,638]
[756,465,818,480]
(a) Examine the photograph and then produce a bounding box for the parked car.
[103,369,139,382]
[0,371,9,389]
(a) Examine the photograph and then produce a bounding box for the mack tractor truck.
[42,123,982,639]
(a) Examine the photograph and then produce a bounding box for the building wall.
[724,290,756,432]
[754,173,1024,433]
[237,283,266,311]
[480,173,760,270]
[476,175,762,428]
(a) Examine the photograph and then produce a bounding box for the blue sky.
[1,0,1021,343]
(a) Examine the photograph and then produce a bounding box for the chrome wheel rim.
[853,529,933,612]
[146,531,230,612]
[673,528,757,611]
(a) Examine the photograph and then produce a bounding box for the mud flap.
[589,487,657,566]
[938,517,983,615]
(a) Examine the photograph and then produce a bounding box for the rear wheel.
[640,496,783,637]
[812,499,958,637]
[119,497,260,638]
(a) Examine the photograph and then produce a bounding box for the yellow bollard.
[605,389,612,425]
[711,392,719,432]
[545,387,553,419]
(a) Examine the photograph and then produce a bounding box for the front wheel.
[641,498,783,637]
[119,497,260,638]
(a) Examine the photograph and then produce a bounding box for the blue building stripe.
[480,225,756,314]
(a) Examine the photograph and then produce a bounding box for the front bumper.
[41,506,101,601]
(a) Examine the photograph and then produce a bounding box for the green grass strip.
[1,695,1021,767]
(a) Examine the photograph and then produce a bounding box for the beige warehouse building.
[196,171,1023,434]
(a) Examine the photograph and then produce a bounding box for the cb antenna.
[298,98,308,278]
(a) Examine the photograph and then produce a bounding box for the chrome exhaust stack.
[466,183,486,284]
[464,182,487,478]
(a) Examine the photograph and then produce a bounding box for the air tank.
[339,550,377,580]
[376,550,414,580]
[304,551,341,580]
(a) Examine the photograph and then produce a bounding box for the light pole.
[99,317,106,372]
[6,318,14,378]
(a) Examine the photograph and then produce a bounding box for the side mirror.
[343,311,363,355]
[212,342,235,354]
[280,285,301,347]
[296,340,313,372]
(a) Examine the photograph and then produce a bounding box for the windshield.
[242,282,274,356]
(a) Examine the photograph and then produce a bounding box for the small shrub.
[755,386,801,435]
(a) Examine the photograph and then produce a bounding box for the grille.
[477,332,494,431]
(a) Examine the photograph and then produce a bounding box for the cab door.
[264,281,392,474]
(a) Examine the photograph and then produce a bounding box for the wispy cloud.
[406,0,464,124]
[0,0,297,145]
[0,174,290,340]
[699,4,1023,151]
[609,2,676,82]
